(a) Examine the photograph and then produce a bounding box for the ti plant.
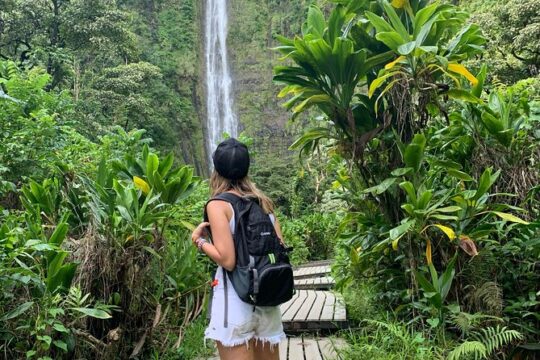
[414,254,457,337]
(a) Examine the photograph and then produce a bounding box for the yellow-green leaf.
[448,63,479,86]
[492,211,529,225]
[391,0,408,8]
[392,238,400,251]
[385,55,406,70]
[133,176,150,194]
[368,72,396,98]
[425,239,432,265]
[433,224,455,240]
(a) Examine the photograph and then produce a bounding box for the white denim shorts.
[204,267,286,347]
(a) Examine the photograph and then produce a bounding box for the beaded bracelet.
[196,237,208,252]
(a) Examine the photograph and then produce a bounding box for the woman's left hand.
[191,222,210,246]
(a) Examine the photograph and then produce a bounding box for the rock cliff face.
[128,0,320,170]
[226,0,322,160]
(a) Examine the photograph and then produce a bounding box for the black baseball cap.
[212,138,250,180]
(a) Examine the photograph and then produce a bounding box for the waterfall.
[205,0,237,164]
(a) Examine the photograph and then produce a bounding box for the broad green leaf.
[376,32,405,50]
[306,6,326,37]
[390,220,415,240]
[159,153,174,177]
[53,340,68,352]
[435,206,462,213]
[427,317,440,328]
[47,251,68,278]
[37,335,52,347]
[365,12,394,33]
[363,177,397,195]
[440,255,457,300]
[447,89,482,104]
[71,308,112,319]
[473,168,500,200]
[0,301,33,321]
[48,222,68,246]
[403,133,426,171]
[116,205,133,222]
[429,214,458,221]
[398,41,416,55]
[399,181,417,203]
[447,168,474,181]
[146,153,159,184]
[391,167,413,176]
[415,15,438,47]
[53,323,69,333]
[492,212,529,225]
[415,270,442,308]
[472,64,487,98]
[293,94,332,113]
[417,190,433,210]
[413,3,438,35]
[382,1,410,41]
[46,263,77,293]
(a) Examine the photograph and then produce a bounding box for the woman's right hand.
[191,222,210,245]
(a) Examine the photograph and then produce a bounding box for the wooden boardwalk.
[293,264,332,279]
[280,336,346,360]
[204,261,348,359]
[294,275,335,290]
[280,290,347,331]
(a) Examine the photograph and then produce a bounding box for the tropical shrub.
[275,0,540,356]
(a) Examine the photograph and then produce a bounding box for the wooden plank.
[319,291,335,321]
[294,276,335,290]
[296,267,307,277]
[295,259,332,268]
[307,291,326,321]
[288,337,304,360]
[280,290,298,314]
[282,290,307,321]
[278,337,288,360]
[283,291,348,331]
[303,338,323,360]
[294,289,317,321]
[293,265,331,279]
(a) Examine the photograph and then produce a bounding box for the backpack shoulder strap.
[203,192,245,224]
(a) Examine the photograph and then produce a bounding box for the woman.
[191,138,286,360]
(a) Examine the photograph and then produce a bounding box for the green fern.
[448,326,523,360]
[448,341,487,360]
[451,312,503,336]
[364,319,409,344]
[473,325,523,353]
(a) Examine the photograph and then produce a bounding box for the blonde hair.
[209,171,274,214]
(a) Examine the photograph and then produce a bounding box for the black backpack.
[204,192,294,307]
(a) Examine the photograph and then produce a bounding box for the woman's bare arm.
[193,200,236,271]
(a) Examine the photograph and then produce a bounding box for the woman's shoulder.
[206,196,234,219]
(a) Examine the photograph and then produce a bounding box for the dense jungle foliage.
[273,0,540,358]
[1,0,539,359]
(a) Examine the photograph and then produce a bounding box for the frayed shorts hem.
[204,332,286,348]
